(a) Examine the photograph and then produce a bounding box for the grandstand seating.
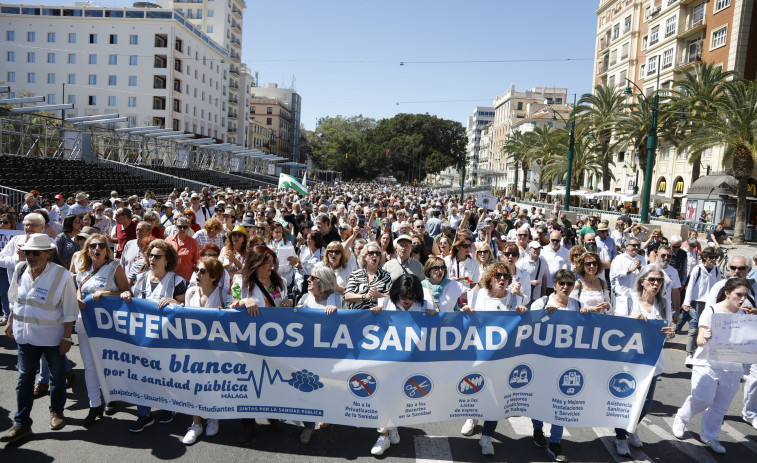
[140,165,266,190]
[0,154,175,200]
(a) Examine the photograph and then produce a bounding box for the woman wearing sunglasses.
[572,252,611,314]
[222,225,249,279]
[55,214,83,270]
[75,234,130,428]
[445,236,479,288]
[459,263,528,454]
[320,241,355,294]
[344,242,392,311]
[123,239,186,432]
[421,256,469,312]
[473,242,496,278]
[613,264,675,456]
[180,256,228,445]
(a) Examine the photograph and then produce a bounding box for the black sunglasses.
[88,243,107,249]
[645,277,664,283]
[504,252,519,257]
[194,267,208,275]
[493,272,511,280]
[177,225,189,229]
[556,281,575,287]
[23,250,44,256]
[730,265,748,271]
[429,266,445,272]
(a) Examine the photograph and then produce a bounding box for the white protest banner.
[0,229,23,253]
[699,312,757,364]
[81,297,665,431]
[476,193,498,211]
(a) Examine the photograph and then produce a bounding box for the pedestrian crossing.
[412,416,756,462]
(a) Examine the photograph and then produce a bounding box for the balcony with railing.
[228,95,238,104]
[678,13,705,38]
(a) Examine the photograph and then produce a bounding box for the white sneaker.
[371,435,391,456]
[685,355,693,367]
[205,419,219,437]
[628,432,643,448]
[387,428,400,445]
[479,435,494,456]
[672,415,686,439]
[461,419,478,436]
[615,438,631,456]
[704,439,726,454]
[182,423,203,445]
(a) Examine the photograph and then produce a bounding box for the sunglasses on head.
[23,250,44,256]
[88,242,107,249]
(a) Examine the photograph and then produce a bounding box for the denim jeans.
[37,355,73,384]
[0,267,9,318]
[15,343,67,427]
[615,374,659,439]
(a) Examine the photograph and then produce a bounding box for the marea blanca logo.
[558,368,584,397]
[236,360,323,398]
[608,372,637,399]
[508,364,533,389]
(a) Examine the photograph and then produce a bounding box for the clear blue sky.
[8,0,600,130]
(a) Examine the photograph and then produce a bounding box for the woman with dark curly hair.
[572,251,611,314]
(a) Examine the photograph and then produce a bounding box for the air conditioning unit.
[647,6,661,18]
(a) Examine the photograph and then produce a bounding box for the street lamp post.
[624,55,661,224]
[460,151,466,202]
[551,94,577,211]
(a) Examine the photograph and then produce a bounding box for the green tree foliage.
[309,113,466,181]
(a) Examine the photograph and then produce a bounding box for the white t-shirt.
[380,297,434,313]
[468,287,524,311]
[541,246,570,288]
[421,278,467,312]
[299,292,343,310]
[692,305,744,372]
[530,294,581,312]
[629,297,670,376]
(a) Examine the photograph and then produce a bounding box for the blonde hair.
[77,234,114,272]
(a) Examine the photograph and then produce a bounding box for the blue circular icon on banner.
[557,368,584,397]
[508,364,533,389]
[457,373,485,395]
[608,372,637,399]
[348,372,377,398]
[403,374,433,399]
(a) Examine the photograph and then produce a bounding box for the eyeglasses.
[459,243,471,248]
[95,208,104,212]
[327,249,342,255]
[399,295,415,302]
[88,242,107,249]
[671,245,681,249]
[584,261,598,267]
[230,233,244,238]
[517,234,529,238]
[194,267,208,275]
[645,277,664,284]
[627,243,640,248]
[550,239,560,243]
[477,250,490,254]
[504,252,519,257]
[730,265,748,271]
[308,275,320,282]
[149,253,165,259]
[429,266,445,272]
[23,250,44,256]
[0,221,9,225]
[366,251,381,257]
[556,281,575,287]
[493,272,511,280]
[133,207,142,211]
[177,225,189,230]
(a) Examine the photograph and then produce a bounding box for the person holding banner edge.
[230,244,291,443]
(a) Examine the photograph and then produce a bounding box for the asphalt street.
[1,331,756,463]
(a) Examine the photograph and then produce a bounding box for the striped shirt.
[345,267,393,310]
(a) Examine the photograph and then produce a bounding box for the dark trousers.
[15,343,67,427]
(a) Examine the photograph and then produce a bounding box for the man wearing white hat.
[2,233,78,442]
[68,191,92,217]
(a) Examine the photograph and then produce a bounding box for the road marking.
[593,427,654,463]
[414,436,453,463]
[651,417,720,463]
[507,416,570,436]
[720,421,757,455]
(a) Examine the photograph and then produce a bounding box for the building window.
[47,53,55,63]
[207,25,213,33]
[624,15,631,33]
[711,26,728,49]
[27,31,35,42]
[129,34,138,45]
[47,94,56,104]
[27,52,35,63]
[47,73,55,84]
[208,9,214,17]
[7,51,14,62]
[650,26,659,45]
[89,95,96,105]
[89,54,97,64]
[251,106,256,114]
[7,71,15,82]
[665,16,677,37]
[612,24,619,40]
[68,74,76,84]
[714,0,731,12]
[662,48,674,69]
[129,76,137,86]
[128,116,136,128]
[129,55,138,65]
[266,107,273,114]
[89,33,96,44]
[108,75,117,85]
[47,32,55,42]
[648,56,658,74]
[108,96,116,106]
[642,35,648,50]
[517,101,523,110]
[109,55,117,65]
[266,117,272,125]
[128,97,136,107]
[68,32,76,43]
[109,34,117,44]
[68,54,76,64]
[88,75,96,85]
[27,73,35,83]
[7,30,14,41]
[68,95,76,105]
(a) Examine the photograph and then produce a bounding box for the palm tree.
[527,125,564,193]
[676,79,757,243]
[671,61,737,181]
[578,84,627,191]
[501,131,530,196]
[542,127,603,190]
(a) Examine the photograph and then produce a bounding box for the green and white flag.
[278,173,308,196]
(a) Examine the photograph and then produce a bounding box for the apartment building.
[156,0,248,146]
[0,3,229,141]
[593,0,757,220]
[249,96,291,160]
[463,106,495,188]
[490,85,568,189]
[251,83,303,163]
